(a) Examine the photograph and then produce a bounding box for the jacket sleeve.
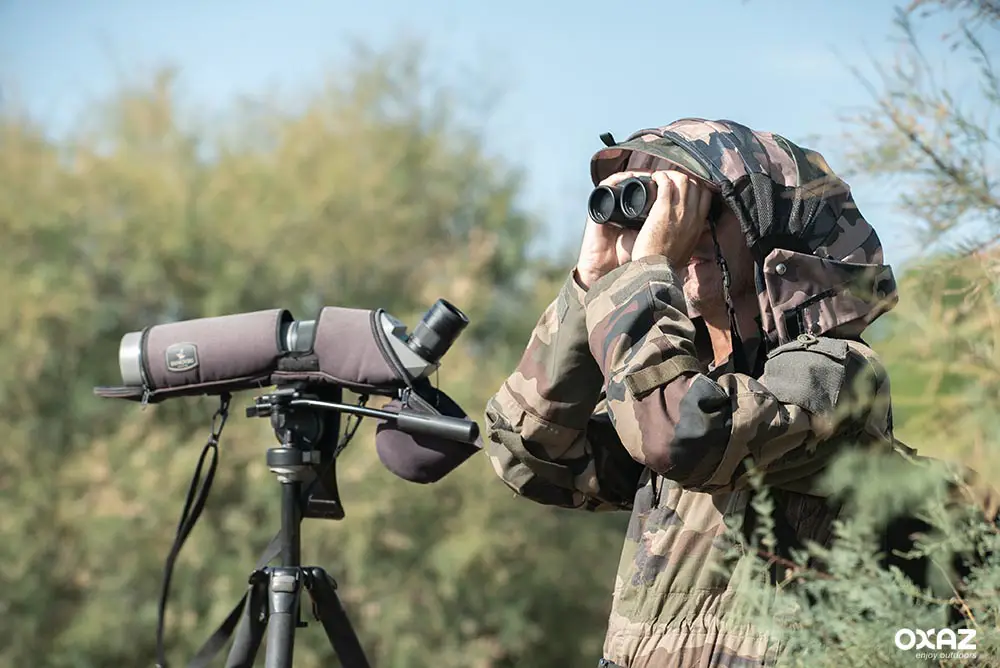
[583,256,893,493]
[483,271,645,511]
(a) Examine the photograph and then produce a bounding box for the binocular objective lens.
[621,179,649,219]
[587,186,616,224]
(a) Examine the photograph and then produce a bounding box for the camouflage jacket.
[484,119,900,667]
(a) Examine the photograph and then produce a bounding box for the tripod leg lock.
[269,567,302,613]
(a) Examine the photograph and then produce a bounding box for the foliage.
[842,0,999,252]
[722,455,1000,668]
[3,3,999,667]
[839,0,999,468]
[722,2,1000,665]
[0,45,626,668]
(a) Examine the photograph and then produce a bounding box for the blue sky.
[0,1,973,266]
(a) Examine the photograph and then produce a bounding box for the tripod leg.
[264,567,302,668]
[222,571,270,668]
[305,567,371,668]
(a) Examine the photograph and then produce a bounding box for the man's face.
[680,209,756,319]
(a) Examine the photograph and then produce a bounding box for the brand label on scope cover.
[165,343,199,373]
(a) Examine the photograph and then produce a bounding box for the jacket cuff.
[583,256,680,307]
[583,257,687,376]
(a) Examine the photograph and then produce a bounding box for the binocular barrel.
[587,175,657,229]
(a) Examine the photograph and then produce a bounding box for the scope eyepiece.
[406,300,469,365]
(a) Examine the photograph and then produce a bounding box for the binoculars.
[587,175,656,230]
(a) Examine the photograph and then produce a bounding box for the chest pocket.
[759,334,849,416]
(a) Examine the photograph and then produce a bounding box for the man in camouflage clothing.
[483,119,901,667]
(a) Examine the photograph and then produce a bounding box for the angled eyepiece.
[406,299,469,365]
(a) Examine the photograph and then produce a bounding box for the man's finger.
[698,188,713,221]
[599,170,641,187]
[665,170,688,208]
[686,176,704,214]
[616,228,638,263]
[650,171,674,207]
[672,171,703,214]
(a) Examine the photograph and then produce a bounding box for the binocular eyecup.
[587,175,656,229]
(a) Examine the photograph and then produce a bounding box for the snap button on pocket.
[796,333,818,345]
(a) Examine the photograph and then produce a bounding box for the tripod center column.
[267,446,312,567]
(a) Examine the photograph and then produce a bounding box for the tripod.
[222,389,371,668]
[173,384,477,668]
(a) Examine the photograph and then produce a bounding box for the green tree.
[723,3,1000,666]
[0,44,626,668]
[841,0,1000,470]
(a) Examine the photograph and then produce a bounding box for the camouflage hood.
[590,118,898,348]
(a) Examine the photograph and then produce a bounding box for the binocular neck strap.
[706,215,750,376]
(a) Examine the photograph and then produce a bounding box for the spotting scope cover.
[94,300,482,483]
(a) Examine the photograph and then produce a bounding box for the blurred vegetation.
[839,0,999,475]
[0,2,997,668]
[726,1,1000,666]
[0,43,627,668]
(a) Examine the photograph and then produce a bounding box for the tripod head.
[246,382,480,520]
[249,384,350,521]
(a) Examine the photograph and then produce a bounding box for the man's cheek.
[688,260,718,282]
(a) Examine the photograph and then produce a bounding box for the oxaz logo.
[894,628,977,651]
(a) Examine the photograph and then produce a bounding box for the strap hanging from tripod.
[181,396,369,668]
[156,393,231,668]
[185,532,283,668]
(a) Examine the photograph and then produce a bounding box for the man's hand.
[575,172,642,289]
[632,171,713,267]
